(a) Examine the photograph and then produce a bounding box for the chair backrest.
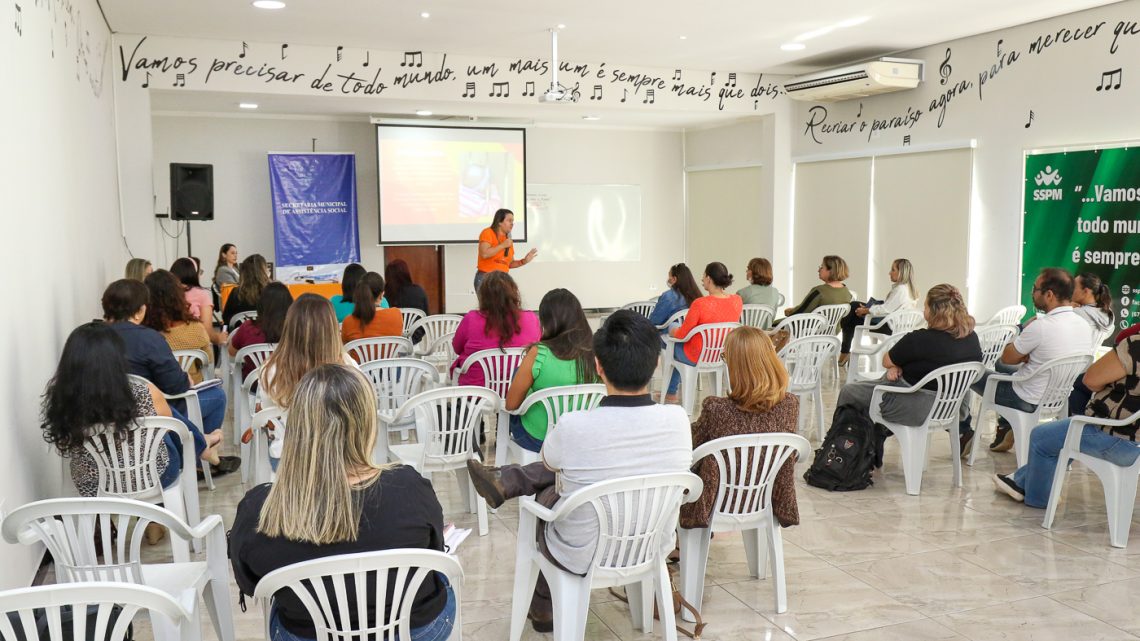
[554,473,702,582]
[620,301,656,319]
[234,343,276,381]
[399,309,427,338]
[1,498,197,584]
[778,336,840,391]
[914,362,986,426]
[82,417,186,502]
[1033,354,1095,415]
[682,323,740,367]
[252,550,462,641]
[692,433,811,528]
[456,348,526,398]
[345,337,414,364]
[773,313,828,341]
[386,387,498,470]
[975,325,1018,370]
[740,304,776,330]
[813,304,850,332]
[656,309,686,331]
[228,310,258,331]
[776,292,785,308]
[410,314,462,349]
[0,583,188,641]
[984,305,1027,326]
[423,331,458,364]
[359,358,440,415]
[172,349,209,374]
[1091,327,1113,355]
[885,309,925,335]
[516,384,608,434]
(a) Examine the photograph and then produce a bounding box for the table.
[220,282,342,308]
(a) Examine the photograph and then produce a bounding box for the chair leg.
[203,545,236,641]
[677,527,712,622]
[768,520,788,614]
[794,394,806,436]
[813,386,825,442]
[1043,449,1073,530]
[681,368,698,416]
[509,557,541,641]
[655,561,680,641]
[1105,467,1138,548]
[894,426,928,495]
[968,398,993,468]
[1012,416,1034,469]
[948,420,963,488]
[495,411,510,465]
[626,579,653,632]
[742,527,767,579]
[547,571,590,641]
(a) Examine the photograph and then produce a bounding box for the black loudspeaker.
[170,163,214,221]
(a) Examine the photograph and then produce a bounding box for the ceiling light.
[557,23,566,29]
[582,115,601,121]
[679,35,687,40]
[421,11,430,18]
[795,26,833,42]
[415,110,433,116]
[239,103,259,109]
[251,0,286,9]
[780,43,806,51]
[835,16,871,28]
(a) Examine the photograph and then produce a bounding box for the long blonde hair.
[925,284,975,339]
[124,258,151,281]
[725,327,789,413]
[258,364,389,543]
[892,258,918,300]
[264,293,344,408]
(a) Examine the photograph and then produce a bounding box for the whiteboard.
[525,183,642,262]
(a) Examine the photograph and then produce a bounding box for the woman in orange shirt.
[475,208,537,293]
[665,262,743,402]
[340,272,403,345]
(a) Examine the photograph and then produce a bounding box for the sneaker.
[466,459,507,509]
[989,424,1014,452]
[992,473,1025,502]
[210,456,242,476]
[959,425,975,459]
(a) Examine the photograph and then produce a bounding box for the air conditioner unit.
[783,57,924,102]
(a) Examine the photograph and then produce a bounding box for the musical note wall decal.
[643,88,655,104]
[673,69,681,81]
[336,45,343,62]
[1024,110,1035,128]
[522,81,535,97]
[239,41,248,58]
[280,43,288,59]
[401,51,423,67]
[938,48,952,85]
[173,73,185,87]
[724,72,736,88]
[856,102,863,118]
[489,81,509,97]
[1096,68,1122,91]
[141,71,151,88]
[590,85,602,100]
[14,2,22,36]
[903,134,912,146]
[620,88,628,103]
[709,71,716,85]
[363,51,370,67]
[462,81,476,98]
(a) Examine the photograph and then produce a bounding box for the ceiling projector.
[539,87,579,103]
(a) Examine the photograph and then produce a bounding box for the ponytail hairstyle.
[351,272,385,325]
[669,263,702,306]
[1077,272,1112,315]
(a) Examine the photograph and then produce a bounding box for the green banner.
[1022,146,1140,332]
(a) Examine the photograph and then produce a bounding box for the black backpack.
[803,404,884,491]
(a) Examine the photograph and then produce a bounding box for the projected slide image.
[527,184,642,262]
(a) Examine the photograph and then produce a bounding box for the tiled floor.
[137,368,1140,640]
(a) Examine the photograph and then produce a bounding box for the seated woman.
[681,326,800,531]
[994,332,1140,507]
[736,257,781,309]
[341,272,403,345]
[329,263,389,323]
[223,254,270,327]
[386,259,429,343]
[229,364,455,641]
[171,257,227,346]
[782,254,853,317]
[648,263,702,345]
[836,284,982,451]
[504,288,599,453]
[839,258,918,365]
[451,271,540,387]
[260,294,356,411]
[213,243,240,288]
[230,282,294,382]
[665,262,743,403]
[1073,272,1113,337]
[125,258,152,281]
[143,270,213,384]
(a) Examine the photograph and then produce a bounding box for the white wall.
[151,116,684,311]
[1,0,123,587]
[788,0,1140,318]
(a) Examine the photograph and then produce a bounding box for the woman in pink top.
[171,257,228,346]
[666,261,743,401]
[451,271,541,387]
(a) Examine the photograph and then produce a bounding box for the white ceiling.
[104,0,1121,75]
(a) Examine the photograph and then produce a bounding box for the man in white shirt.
[466,310,692,632]
[963,268,1093,454]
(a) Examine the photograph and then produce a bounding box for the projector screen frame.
[375,123,528,246]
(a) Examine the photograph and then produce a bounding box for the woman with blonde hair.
[259,293,354,410]
[839,258,919,364]
[835,284,982,449]
[229,365,455,641]
[680,326,801,530]
[124,258,152,281]
[783,254,853,317]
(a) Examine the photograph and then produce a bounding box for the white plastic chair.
[411,314,463,366]
[851,309,924,354]
[172,348,210,377]
[662,323,740,416]
[776,292,785,308]
[655,309,687,394]
[376,387,500,536]
[1,497,234,641]
[975,325,1018,371]
[847,333,908,386]
[253,550,462,641]
[0,583,191,641]
[128,375,216,493]
[870,362,985,495]
[227,310,258,332]
[773,313,828,341]
[500,384,607,466]
[230,343,276,446]
[778,336,840,440]
[1044,413,1140,547]
[741,304,776,330]
[248,406,287,486]
[813,303,850,334]
[360,358,440,442]
[345,336,414,365]
[983,305,1027,326]
[452,347,526,460]
[968,353,1093,468]
[400,308,428,339]
[678,434,811,617]
[509,473,702,641]
[621,300,657,319]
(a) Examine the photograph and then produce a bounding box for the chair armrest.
[980,372,1019,404]
[519,496,557,523]
[187,514,225,541]
[1064,414,1139,452]
[862,314,890,330]
[162,389,200,401]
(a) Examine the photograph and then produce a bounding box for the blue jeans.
[473,271,488,293]
[169,405,208,458]
[667,343,697,395]
[269,578,456,641]
[1011,417,1140,508]
[169,384,227,459]
[159,433,181,489]
[509,414,544,453]
[964,370,1037,432]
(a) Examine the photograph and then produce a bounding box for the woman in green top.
[783,254,853,316]
[736,257,781,308]
[504,288,599,452]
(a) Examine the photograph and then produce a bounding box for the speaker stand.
[185,220,193,258]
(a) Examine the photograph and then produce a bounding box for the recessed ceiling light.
[582,115,601,121]
[557,23,566,29]
[421,11,430,18]
[835,16,871,28]
[780,43,806,51]
[239,103,259,109]
[415,110,433,116]
[251,0,286,9]
[679,35,688,40]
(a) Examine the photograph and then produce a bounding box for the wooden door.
[383,245,445,315]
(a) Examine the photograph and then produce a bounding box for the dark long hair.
[535,289,598,384]
[670,263,702,306]
[142,270,192,331]
[352,272,385,324]
[340,263,366,303]
[384,259,414,303]
[491,208,513,234]
[235,254,270,305]
[478,271,522,348]
[255,282,294,343]
[1077,272,1112,314]
[216,243,235,268]
[170,257,202,289]
[41,322,140,453]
